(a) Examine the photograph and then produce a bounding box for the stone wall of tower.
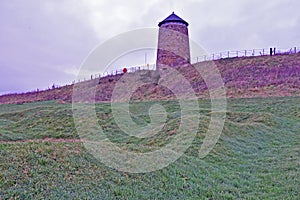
[156,22,190,69]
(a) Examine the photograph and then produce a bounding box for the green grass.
[0,97,299,199]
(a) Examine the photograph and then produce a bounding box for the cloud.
[184,0,300,53]
[43,0,162,40]
[0,1,99,93]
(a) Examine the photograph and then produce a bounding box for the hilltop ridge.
[0,53,299,104]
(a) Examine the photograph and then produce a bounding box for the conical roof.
[158,12,189,27]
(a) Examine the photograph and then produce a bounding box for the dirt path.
[0,137,85,144]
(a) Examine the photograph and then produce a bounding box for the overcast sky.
[1,0,299,94]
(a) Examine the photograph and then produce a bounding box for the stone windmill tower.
[156,12,190,70]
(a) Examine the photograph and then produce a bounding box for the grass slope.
[0,97,299,199]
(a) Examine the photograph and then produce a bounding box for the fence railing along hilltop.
[5,46,298,96]
[68,46,300,86]
[191,47,300,63]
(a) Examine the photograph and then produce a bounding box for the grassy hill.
[0,53,299,104]
[0,97,299,199]
[0,52,299,198]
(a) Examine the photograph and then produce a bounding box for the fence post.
[244,50,247,56]
[236,51,239,57]
[228,51,230,58]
